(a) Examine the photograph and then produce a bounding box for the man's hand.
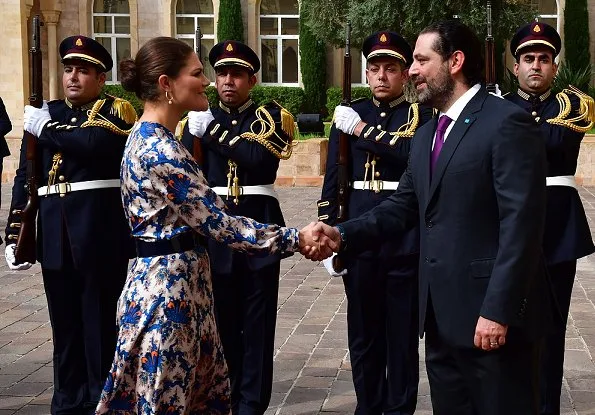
[298,221,340,261]
[474,316,508,351]
[5,244,33,271]
[334,105,362,135]
[188,109,215,137]
[23,101,50,137]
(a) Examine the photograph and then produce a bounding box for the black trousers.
[42,249,127,415]
[211,259,280,415]
[540,260,576,415]
[424,301,540,415]
[342,255,419,415]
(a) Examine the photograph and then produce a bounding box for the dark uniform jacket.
[5,96,136,270]
[318,96,432,262]
[506,88,595,264]
[180,99,294,274]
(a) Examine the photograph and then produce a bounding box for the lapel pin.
[464,118,470,124]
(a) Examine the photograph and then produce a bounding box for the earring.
[165,91,173,105]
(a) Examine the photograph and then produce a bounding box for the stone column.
[41,10,61,100]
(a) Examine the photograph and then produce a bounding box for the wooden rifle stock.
[485,1,497,94]
[336,21,352,223]
[193,24,205,165]
[15,15,43,265]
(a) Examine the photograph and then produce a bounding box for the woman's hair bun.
[119,58,140,93]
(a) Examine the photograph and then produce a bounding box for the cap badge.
[226,43,234,52]
[75,38,83,47]
[379,33,387,43]
[533,25,541,33]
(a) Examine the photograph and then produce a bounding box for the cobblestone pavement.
[0,185,594,414]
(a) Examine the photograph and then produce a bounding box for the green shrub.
[325,87,372,120]
[217,0,244,42]
[552,63,593,94]
[299,13,327,114]
[564,0,591,74]
[249,85,305,115]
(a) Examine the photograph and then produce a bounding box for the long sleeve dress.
[96,121,299,415]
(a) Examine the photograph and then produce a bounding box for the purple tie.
[430,115,453,176]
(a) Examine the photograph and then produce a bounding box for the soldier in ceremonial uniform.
[4,36,136,414]
[507,22,595,415]
[318,32,432,414]
[180,40,295,415]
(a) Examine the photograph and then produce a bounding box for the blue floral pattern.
[96,122,299,414]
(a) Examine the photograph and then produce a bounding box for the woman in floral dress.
[95,37,312,415]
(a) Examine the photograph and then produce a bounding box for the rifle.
[485,1,497,93]
[192,24,205,165]
[15,14,43,264]
[336,21,352,223]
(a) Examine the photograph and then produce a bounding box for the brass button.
[531,111,537,117]
[377,124,382,130]
[71,117,77,123]
[380,112,386,117]
[375,171,380,177]
[59,159,63,165]
[535,117,541,122]
[232,120,238,126]
[58,175,65,181]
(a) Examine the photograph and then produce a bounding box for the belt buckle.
[55,182,71,197]
[370,179,383,193]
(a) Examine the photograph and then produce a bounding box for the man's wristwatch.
[336,224,347,251]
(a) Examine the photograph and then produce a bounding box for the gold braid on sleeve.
[546,86,595,133]
[80,98,138,136]
[239,104,295,160]
[176,116,189,141]
[389,103,420,146]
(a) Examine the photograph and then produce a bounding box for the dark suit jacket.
[0,97,12,158]
[340,89,555,348]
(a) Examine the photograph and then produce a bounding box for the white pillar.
[42,10,61,100]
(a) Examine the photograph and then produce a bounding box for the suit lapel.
[427,89,488,205]
[420,117,438,205]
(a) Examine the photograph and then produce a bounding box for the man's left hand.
[474,316,508,351]
[23,101,51,137]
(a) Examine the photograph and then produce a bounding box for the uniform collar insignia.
[373,94,406,108]
[219,98,254,114]
[64,97,98,111]
[516,88,551,103]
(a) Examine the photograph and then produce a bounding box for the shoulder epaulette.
[80,97,137,136]
[546,85,594,133]
[177,116,189,141]
[240,102,294,160]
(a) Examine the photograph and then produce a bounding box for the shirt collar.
[440,83,481,122]
[219,98,254,114]
[65,98,98,111]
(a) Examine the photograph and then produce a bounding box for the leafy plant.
[217,0,244,42]
[564,0,591,73]
[552,63,593,94]
[300,8,327,115]
[325,86,373,121]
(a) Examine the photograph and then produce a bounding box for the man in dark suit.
[179,40,295,415]
[506,22,595,415]
[4,36,136,414]
[311,20,554,414]
[318,31,432,414]
[0,97,12,219]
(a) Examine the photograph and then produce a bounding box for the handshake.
[297,221,343,261]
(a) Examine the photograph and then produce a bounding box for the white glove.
[5,244,33,271]
[334,105,362,135]
[322,253,348,277]
[23,101,51,137]
[188,109,215,137]
[489,84,503,99]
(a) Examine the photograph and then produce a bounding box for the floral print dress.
[96,122,298,415]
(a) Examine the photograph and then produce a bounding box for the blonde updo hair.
[120,37,194,102]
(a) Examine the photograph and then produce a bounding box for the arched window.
[531,0,560,32]
[175,0,215,81]
[259,0,299,85]
[92,0,131,83]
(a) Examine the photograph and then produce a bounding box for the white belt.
[546,175,577,190]
[351,180,399,191]
[38,179,120,196]
[211,184,278,200]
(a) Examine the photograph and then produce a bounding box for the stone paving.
[0,185,594,414]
